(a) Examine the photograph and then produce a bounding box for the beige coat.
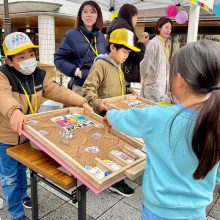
[140,35,170,102]
[0,67,86,145]
[83,54,126,112]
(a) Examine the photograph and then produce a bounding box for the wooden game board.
[104,94,157,110]
[23,107,146,190]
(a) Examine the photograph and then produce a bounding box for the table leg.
[76,184,88,220]
[30,170,39,220]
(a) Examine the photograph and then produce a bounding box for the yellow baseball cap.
[3,32,39,57]
[109,28,140,52]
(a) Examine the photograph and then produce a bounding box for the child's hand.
[82,101,93,112]
[99,100,108,111]
[75,69,82,78]
[103,116,111,129]
[10,109,27,135]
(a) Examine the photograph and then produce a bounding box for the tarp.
[66,0,219,13]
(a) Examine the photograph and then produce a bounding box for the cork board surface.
[25,108,144,169]
[104,94,157,110]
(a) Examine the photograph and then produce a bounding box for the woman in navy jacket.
[54,1,106,95]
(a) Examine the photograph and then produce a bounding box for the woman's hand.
[10,109,27,135]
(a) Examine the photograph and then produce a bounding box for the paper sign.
[50,113,93,131]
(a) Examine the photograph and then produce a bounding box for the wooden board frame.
[104,94,157,110]
[23,107,146,190]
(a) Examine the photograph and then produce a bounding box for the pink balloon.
[175,11,188,24]
[165,5,178,17]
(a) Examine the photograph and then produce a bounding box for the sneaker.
[107,180,134,197]
[22,196,32,209]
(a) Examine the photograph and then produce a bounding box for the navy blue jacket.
[54,25,106,86]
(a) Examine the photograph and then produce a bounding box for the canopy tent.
[67,0,187,11]
[67,0,220,42]
[66,0,220,13]
[2,0,220,41]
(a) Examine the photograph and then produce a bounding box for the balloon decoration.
[165,5,178,17]
[175,10,188,24]
[165,4,188,24]
[214,3,220,16]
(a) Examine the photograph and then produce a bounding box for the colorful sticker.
[50,113,94,131]
[38,130,48,136]
[126,100,143,108]
[94,123,104,129]
[103,159,121,170]
[104,171,112,176]
[112,150,134,163]
[125,146,146,157]
[84,165,93,170]
[59,130,75,139]
[28,120,38,126]
[89,166,105,180]
[85,146,99,154]
[92,132,102,140]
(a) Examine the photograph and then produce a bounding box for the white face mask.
[15,58,37,75]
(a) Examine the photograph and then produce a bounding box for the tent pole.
[187,3,200,43]
[3,0,11,36]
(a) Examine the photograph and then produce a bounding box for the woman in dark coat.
[106,4,146,86]
[54,1,106,95]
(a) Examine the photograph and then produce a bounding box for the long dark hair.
[118,4,138,33]
[170,40,220,179]
[75,1,103,30]
[154,17,172,36]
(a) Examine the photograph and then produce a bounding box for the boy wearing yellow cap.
[0,32,92,220]
[83,28,140,113]
[83,28,140,197]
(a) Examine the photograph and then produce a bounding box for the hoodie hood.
[106,18,133,35]
[95,54,118,69]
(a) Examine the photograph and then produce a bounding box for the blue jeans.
[142,206,206,220]
[0,142,27,220]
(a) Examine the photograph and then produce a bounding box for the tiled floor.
[0,178,220,220]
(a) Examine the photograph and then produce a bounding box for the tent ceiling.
[66,0,188,11]
[67,0,220,21]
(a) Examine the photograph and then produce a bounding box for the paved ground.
[1,76,219,220]
[0,176,220,220]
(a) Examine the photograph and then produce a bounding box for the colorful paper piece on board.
[28,120,38,126]
[112,150,134,163]
[125,146,146,157]
[188,0,214,13]
[38,130,48,136]
[159,102,173,107]
[103,159,122,170]
[85,146,100,154]
[50,113,94,131]
[125,100,143,108]
[85,166,105,180]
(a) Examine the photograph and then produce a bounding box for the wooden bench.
[7,143,88,220]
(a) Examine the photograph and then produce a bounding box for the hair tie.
[210,86,220,93]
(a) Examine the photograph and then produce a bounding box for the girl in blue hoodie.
[104,40,220,220]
